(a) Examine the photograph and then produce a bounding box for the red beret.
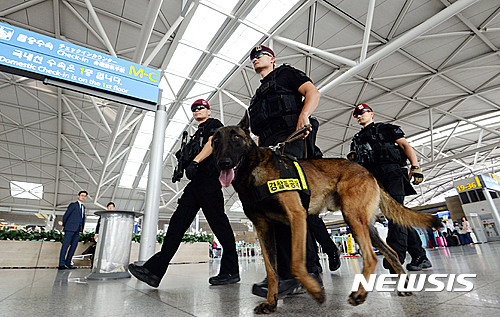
[191,99,210,109]
[250,45,275,59]
[353,104,373,117]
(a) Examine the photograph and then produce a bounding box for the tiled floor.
[1,242,499,316]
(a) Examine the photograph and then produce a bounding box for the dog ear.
[237,111,251,135]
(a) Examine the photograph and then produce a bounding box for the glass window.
[459,192,470,204]
[476,189,486,201]
[469,190,479,203]
[490,191,498,199]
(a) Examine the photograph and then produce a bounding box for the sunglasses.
[353,109,372,118]
[251,51,273,61]
[191,105,208,112]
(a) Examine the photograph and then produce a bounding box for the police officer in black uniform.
[348,104,431,272]
[249,45,341,297]
[128,99,239,287]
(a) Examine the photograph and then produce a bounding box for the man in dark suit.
[58,190,87,269]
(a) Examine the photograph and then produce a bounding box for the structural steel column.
[139,103,167,261]
[483,189,500,235]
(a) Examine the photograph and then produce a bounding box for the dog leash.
[268,124,312,155]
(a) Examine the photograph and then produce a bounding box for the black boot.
[251,277,305,298]
[382,258,397,274]
[128,263,161,288]
[406,255,432,271]
[208,273,240,285]
[328,249,341,271]
[251,272,323,298]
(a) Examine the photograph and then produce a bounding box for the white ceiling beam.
[327,42,382,53]
[61,136,98,185]
[429,109,434,161]
[241,69,254,97]
[133,0,164,64]
[274,36,357,67]
[101,174,120,188]
[305,2,317,76]
[436,122,461,160]
[159,0,199,71]
[113,116,142,158]
[61,0,107,49]
[143,3,194,67]
[118,42,158,56]
[90,98,112,134]
[17,86,57,113]
[0,145,56,183]
[218,90,225,125]
[440,0,498,51]
[62,98,103,165]
[65,0,165,38]
[365,51,498,106]
[473,129,484,169]
[399,84,500,136]
[418,28,500,40]
[0,152,55,173]
[53,0,61,38]
[94,106,126,201]
[61,136,101,167]
[319,0,480,94]
[107,146,129,168]
[421,142,500,170]
[118,113,143,135]
[161,184,187,209]
[221,90,248,110]
[62,95,110,134]
[429,146,471,170]
[360,0,376,62]
[0,0,46,17]
[83,0,117,57]
[110,113,146,201]
[479,147,497,165]
[393,77,432,120]
[386,0,414,39]
[0,116,54,137]
[52,88,63,210]
[60,167,105,210]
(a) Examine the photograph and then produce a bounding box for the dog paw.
[348,291,367,306]
[397,291,413,297]
[312,289,326,304]
[254,302,277,314]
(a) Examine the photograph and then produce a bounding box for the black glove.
[185,161,199,180]
[347,151,356,161]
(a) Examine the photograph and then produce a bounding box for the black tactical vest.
[352,123,407,167]
[249,65,304,138]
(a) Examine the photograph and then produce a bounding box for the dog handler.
[248,45,341,297]
[348,104,431,272]
[128,99,240,287]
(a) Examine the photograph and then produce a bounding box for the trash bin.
[86,210,142,280]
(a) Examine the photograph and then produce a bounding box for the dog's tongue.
[219,169,235,188]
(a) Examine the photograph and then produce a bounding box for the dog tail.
[379,189,441,229]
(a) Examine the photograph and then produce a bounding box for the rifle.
[172,131,189,183]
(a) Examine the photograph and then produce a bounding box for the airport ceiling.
[0,0,499,225]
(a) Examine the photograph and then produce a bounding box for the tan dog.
[212,114,439,314]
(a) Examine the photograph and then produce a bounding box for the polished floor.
[1,242,499,317]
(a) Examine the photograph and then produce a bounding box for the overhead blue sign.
[480,175,500,192]
[0,22,160,107]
